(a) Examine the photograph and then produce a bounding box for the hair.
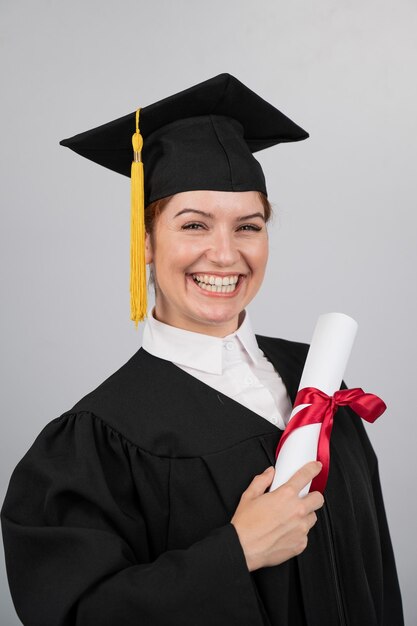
[144,190,273,235]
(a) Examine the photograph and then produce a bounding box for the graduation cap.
[60,73,309,326]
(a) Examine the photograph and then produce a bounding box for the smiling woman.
[145,190,270,336]
[1,74,403,626]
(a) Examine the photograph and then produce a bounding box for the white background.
[1,1,416,623]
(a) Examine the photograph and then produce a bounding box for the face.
[145,190,269,337]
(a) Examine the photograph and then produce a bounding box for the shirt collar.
[142,310,261,375]
[228,311,262,365]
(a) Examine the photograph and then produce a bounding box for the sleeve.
[370,463,405,625]
[1,412,266,626]
[348,409,404,625]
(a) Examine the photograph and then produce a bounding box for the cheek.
[152,239,192,283]
[250,239,269,274]
[158,238,206,271]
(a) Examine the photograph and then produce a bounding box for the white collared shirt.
[142,311,292,430]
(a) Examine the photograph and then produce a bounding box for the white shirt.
[142,311,292,430]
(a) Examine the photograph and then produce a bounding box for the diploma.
[270,312,358,496]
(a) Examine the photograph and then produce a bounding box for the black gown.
[1,335,404,626]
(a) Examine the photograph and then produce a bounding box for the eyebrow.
[174,208,265,221]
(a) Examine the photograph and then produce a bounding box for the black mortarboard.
[59,73,309,325]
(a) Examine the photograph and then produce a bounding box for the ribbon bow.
[275,387,386,493]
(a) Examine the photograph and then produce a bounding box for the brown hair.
[145,191,273,234]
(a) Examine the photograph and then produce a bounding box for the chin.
[193,305,241,327]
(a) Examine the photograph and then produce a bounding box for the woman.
[1,74,403,625]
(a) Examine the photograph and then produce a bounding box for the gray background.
[1,0,416,623]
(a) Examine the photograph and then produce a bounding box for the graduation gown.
[1,335,404,626]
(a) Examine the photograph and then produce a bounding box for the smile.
[191,273,240,293]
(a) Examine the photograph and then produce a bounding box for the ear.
[145,231,153,264]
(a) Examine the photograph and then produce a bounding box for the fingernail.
[264,466,274,473]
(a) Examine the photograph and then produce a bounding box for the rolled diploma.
[270,312,358,495]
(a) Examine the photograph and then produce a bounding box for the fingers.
[286,461,323,495]
[233,464,324,571]
[243,466,275,499]
[307,489,325,512]
[306,511,318,531]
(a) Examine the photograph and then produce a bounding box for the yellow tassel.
[130,108,147,327]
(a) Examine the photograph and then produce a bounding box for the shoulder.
[71,347,157,406]
[256,333,310,372]
[255,334,309,358]
[254,334,310,403]
[57,348,168,450]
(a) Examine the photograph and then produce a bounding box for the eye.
[237,224,263,232]
[181,222,207,230]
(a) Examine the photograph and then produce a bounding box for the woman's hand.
[230,461,324,572]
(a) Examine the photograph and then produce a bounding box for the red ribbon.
[275,387,386,494]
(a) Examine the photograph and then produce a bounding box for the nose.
[205,228,240,267]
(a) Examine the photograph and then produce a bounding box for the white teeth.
[192,273,240,293]
[192,274,239,284]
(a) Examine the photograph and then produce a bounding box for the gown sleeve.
[348,409,404,625]
[1,412,265,626]
[370,462,405,625]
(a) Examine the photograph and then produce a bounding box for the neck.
[152,308,245,338]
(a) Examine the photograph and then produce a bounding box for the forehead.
[162,190,265,217]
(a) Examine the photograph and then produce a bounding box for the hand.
[230,461,324,572]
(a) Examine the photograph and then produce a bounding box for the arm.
[1,412,265,626]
